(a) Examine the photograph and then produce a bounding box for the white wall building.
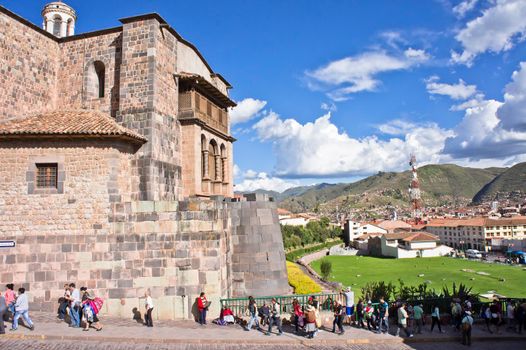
[424,216,526,252]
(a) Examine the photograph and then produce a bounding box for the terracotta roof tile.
[402,232,439,242]
[0,110,147,144]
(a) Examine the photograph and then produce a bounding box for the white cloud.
[377,119,418,135]
[253,112,452,177]
[233,164,241,179]
[425,76,478,100]
[234,171,299,192]
[453,0,479,18]
[498,61,526,131]
[306,50,429,101]
[229,98,267,125]
[404,48,430,61]
[379,31,408,49]
[444,62,526,159]
[451,0,526,66]
[321,102,337,112]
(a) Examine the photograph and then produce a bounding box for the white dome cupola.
[41,1,77,38]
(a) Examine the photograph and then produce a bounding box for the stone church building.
[0,2,289,319]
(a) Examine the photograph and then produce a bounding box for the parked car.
[465,249,482,259]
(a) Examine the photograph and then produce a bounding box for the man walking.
[397,302,413,338]
[11,288,34,331]
[413,303,424,334]
[332,300,345,335]
[377,297,389,334]
[266,298,283,336]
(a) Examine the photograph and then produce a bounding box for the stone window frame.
[83,58,109,101]
[27,156,65,195]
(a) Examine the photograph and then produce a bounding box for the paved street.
[0,338,523,350]
[0,312,523,349]
[0,338,413,350]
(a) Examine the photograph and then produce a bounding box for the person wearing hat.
[304,304,317,339]
[413,303,424,334]
[461,310,474,346]
[341,287,355,326]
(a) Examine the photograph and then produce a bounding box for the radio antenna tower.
[408,154,422,222]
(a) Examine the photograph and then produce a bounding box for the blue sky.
[4,0,526,192]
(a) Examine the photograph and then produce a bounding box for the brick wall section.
[0,11,59,121]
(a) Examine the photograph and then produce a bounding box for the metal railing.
[220,293,339,317]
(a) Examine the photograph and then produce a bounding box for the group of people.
[0,284,34,333]
[238,288,525,346]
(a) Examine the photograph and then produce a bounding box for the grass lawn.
[311,256,526,298]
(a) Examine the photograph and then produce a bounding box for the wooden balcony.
[178,90,229,135]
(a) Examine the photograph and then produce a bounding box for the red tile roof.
[402,232,439,242]
[0,110,147,144]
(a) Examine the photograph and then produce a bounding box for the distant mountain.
[473,162,526,203]
[246,164,508,214]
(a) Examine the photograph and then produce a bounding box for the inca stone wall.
[0,186,289,319]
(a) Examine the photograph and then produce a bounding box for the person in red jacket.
[197,292,208,326]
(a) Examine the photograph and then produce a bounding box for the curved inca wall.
[227,194,290,297]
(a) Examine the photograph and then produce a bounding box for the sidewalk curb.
[404,335,526,344]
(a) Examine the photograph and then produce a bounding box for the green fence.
[220,293,339,317]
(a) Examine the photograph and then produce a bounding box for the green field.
[311,256,526,298]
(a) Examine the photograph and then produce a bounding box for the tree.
[320,259,332,280]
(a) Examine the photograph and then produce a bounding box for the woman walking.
[80,287,103,331]
[304,304,317,339]
[430,304,445,333]
[245,296,261,331]
[292,298,303,334]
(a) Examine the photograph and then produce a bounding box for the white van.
[465,249,482,259]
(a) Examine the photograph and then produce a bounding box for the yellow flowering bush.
[286,261,322,295]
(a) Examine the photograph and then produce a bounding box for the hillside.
[473,162,526,203]
[277,164,506,213]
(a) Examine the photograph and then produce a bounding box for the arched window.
[66,19,73,36]
[86,61,106,99]
[53,15,62,36]
[208,140,218,181]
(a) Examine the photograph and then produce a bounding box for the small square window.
[36,163,58,188]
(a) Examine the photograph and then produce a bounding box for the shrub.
[320,259,332,280]
[286,261,322,295]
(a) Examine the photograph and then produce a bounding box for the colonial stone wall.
[117,18,182,201]
[0,10,59,121]
[57,31,123,115]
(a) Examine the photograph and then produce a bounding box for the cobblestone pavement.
[0,338,414,350]
[0,338,521,350]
